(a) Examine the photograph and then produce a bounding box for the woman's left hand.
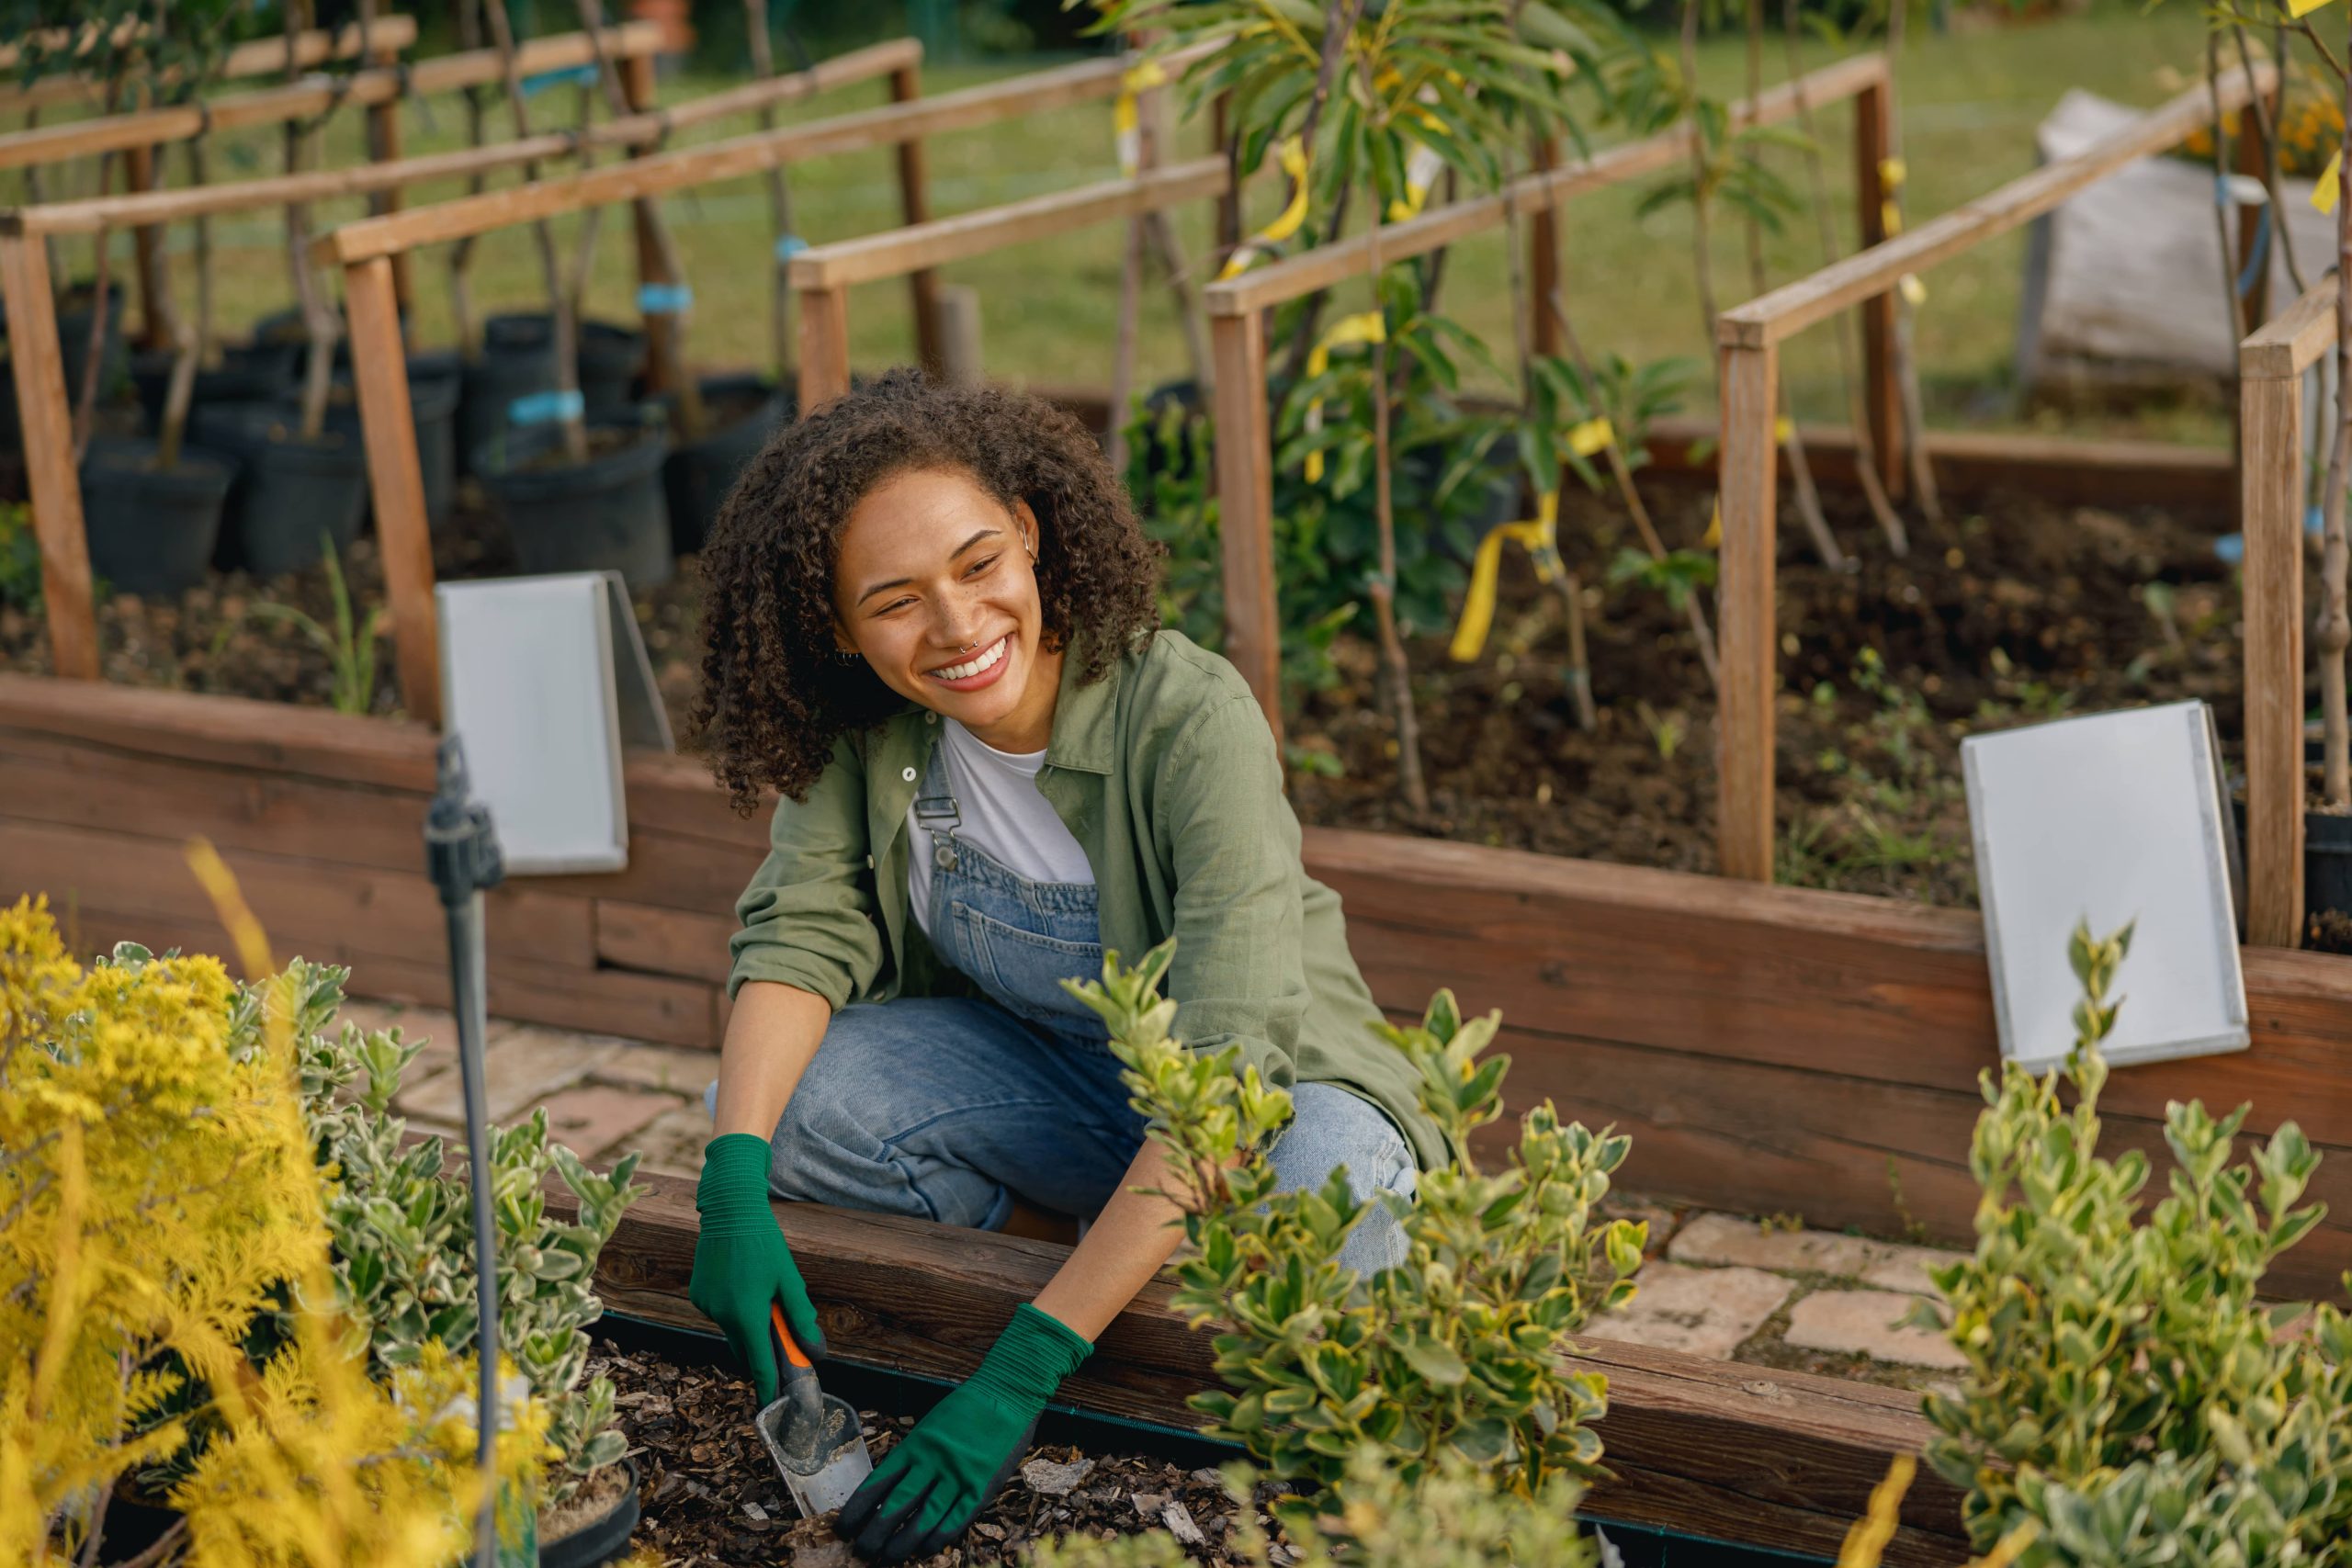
[836,1303,1093,1563]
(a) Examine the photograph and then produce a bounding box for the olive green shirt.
[727,629,1446,1171]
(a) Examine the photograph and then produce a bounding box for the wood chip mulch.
[594,1337,1287,1568]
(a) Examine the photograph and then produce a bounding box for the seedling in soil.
[209,536,387,716]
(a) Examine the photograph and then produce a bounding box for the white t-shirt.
[906,719,1095,938]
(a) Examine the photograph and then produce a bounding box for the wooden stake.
[1718,340,1781,882]
[1853,79,1902,502]
[889,62,943,374]
[2242,364,2306,946]
[0,231,97,681]
[124,142,168,351]
[364,28,413,319]
[345,255,439,726]
[1211,309,1281,740]
[1531,136,1564,360]
[797,283,851,413]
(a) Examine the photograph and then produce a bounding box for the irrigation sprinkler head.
[425,734,504,908]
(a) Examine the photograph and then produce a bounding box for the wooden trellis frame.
[787,159,1231,412]
[0,16,419,113]
[309,44,1212,727]
[1711,60,2277,882]
[1202,52,1894,739]
[0,37,915,696]
[2239,281,2333,948]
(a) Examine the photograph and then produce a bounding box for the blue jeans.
[706,731,1417,1275]
[705,997,1417,1274]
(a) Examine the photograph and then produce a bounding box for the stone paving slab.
[633,1101,721,1182]
[1782,1289,1967,1371]
[399,1025,630,1124]
[585,1043,721,1099]
[1597,1260,1793,1359]
[538,1083,690,1164]
[1668,1212,1966,1291]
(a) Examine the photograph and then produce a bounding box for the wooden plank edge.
[555,1171,1965,1561]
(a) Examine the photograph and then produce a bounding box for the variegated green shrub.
[1068,943,1642,1516]
[1921,920,2352,1562]
[285,962,645,1506]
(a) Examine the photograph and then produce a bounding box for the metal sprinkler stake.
[425,736,507,1568]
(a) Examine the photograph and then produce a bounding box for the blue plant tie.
[2214,532,2246,565]
[521,62,600,96]
[637,282,694,314]
[508,389,586,427]
[775,234,809,261]
[2308,502,2327,536]
[2236,206,2273,299]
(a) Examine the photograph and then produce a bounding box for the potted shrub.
[0,895,555,1566]
[291,960,650,1564]
[469,0,676,591]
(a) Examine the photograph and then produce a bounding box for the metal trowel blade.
[756,1387,873,1517]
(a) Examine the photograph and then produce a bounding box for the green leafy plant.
[288,962,647,1506]
[1918,919,2352,1559]
[1069,943,1642,1514]
[210,536,388,715]
[0,502,42,613]
[1027,1444,1598,1568]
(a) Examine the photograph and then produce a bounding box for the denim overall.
[723,734,1418,1274]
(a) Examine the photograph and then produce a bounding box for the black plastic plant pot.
[661,373,791,554]
[79,435,233,596]
[94,1480,184,1562]
[130,350,292,434]
[482,313,644,420]
[219,332,304,387]
[0,288,129,449]
[476,416,674,590]
[537,1459,640,1568]
[2308,810,2352,938]
[280,351,464,531]
[241,423,370,580]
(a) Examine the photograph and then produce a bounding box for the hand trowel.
[756,1302,874,1517]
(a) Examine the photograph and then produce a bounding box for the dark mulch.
[0,472,2260,909]
[595,1337,1272,1568]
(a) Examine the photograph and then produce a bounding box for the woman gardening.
[688,371,1443,1565]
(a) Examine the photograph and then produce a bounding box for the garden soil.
[594,1337,1265,1567]
[0,477,2256,909]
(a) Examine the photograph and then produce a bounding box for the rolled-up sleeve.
[727,734,884,1008]
[1159,694,1307,1097]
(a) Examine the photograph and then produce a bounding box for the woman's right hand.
[689,1133,825,1406]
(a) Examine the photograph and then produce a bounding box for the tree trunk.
[743,0,799,380]
[482,0,589,463]
[2321,14,2351,808]
[1371,331,1429,813]
[1883,0,1942,525]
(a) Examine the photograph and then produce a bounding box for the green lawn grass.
[60,1,2217,443]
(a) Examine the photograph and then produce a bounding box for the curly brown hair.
[692,368,1162,811]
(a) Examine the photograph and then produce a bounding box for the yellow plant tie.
[1114,61,1167,180]
[1449,491,1560,662]
[1217,136,1313,279]
[1566,417,1613,458]
[1703,497,1722,548]
[1302,311,1387,481]
[1774,415,1793,444]
[2290,0,2333,17]
[1388,137,1450,221]
[1877,156,1905,237]
[1879,156,1906,188]
[2317,148,2343,215]
[1899,273,1928,306]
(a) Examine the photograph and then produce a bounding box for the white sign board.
[1962,701,2247,1073]
[435,572,673,875]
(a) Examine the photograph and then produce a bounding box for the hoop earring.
[833,649,861,665]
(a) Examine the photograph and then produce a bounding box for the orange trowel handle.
[770,1301,815,1372]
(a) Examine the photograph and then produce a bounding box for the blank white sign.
[437,573,649,874]
[1962,701,2247,1073]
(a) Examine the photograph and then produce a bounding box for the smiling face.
[832,465,1063,751]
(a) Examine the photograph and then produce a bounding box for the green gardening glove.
[689,1133,825,1407]
[836,1303,1092,1564]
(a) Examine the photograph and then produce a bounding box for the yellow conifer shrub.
[0,893,553,1566]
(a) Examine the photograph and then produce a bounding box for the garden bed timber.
[552,1171,1969,1565]
[6,671,2352,1309]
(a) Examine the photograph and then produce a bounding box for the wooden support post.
[1532,136,1563,359]
[124,143,168,351]
[0,232,97,681]
[1853,80,1902,501]
[1717,340,1780,882]
[344,255,440,725]
[888,62,943,374]
[797,283,851,413]
[935,283,982,386]
[365,39,413,316]
[2243,367,2305,946]
[1210,309,1280,742]
[621,51,678,399]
